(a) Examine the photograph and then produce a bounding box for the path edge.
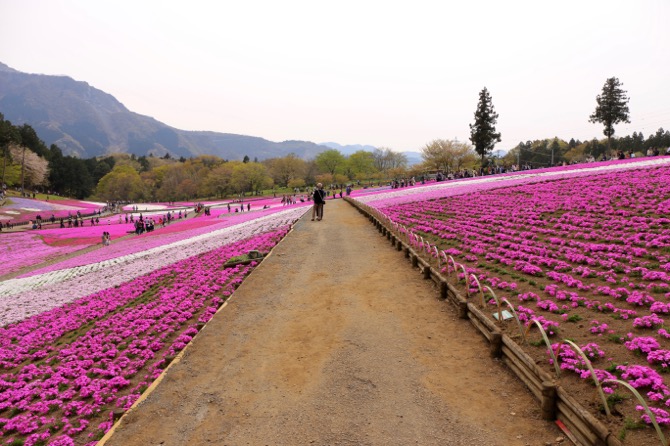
[97,215,304,445]
[344,197,623,446]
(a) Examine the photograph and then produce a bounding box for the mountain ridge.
[0,63,335,160]
[0,62,429,165]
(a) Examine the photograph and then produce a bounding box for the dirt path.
[103,199,560,446]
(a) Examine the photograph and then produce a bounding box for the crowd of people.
[280,194,310,205]
[614,147,667,160]
[226,202,254,213]
[390,178,417,188]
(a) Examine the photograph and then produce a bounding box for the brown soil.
[102,199,560,446]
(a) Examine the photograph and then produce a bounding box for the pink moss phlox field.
[0,207,305,326]
[121,195,306,216]
[17,204,307,279]
[2,200,301,278]
[0,198,104,223]
[1,224,142,276]
[361,162,670,424]
[355,157,670,209]
[1,197,304,276]
[2,233,87,276]
[0,227,289,445]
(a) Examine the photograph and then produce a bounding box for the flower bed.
[2,216,208,278]
[0,198,105,224]
[1,218,141,277]
[0,207,307,327]
[0,233,91,277]
[1,199,309,281]
[0,226,290,446]
[358,162,670,441]
[356,157,670,209]
[15,206,306,279]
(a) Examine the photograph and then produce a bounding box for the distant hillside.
[0,62,331,160]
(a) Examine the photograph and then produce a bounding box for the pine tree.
[589,77,630,151]
[469,87,501,163]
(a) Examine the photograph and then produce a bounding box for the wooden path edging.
[345,197,623,446]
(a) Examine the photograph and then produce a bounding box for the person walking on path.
[312,183,326,221]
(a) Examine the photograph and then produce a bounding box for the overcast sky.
[1,0,669,153]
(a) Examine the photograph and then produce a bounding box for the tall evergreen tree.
[549,138,561,166]
[18,124,48,158]
[137,155,150,172]
[48,145,95,198]
[589,77,630,151]
[469,87,501,163]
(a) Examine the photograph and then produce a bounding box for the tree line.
[431,76,668,171]
[502,129,670,168]
[0,114,118,199]
[93,147,411,202]
[0,113,411,201]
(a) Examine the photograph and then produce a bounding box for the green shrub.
[567,314,582,323]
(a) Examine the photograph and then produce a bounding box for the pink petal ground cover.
[2,220,161,277]
[124,198,292,219]
[123,196,282,211]
[1,200,307,280]
[355,157,670,209]
[0,198,105,223]
[206,196,309,214]
[17,204,308,280]
[365,161,670,427]
[121,203,184,211]
[0,233,89,277]
[0,206,307,326]
[0,226,289,446]
[39,224,136,246]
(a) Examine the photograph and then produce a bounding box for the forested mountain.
[0,62,332,160]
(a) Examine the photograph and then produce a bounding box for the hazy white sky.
[1,0,669,153]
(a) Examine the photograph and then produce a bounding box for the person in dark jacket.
[311,183,326,221]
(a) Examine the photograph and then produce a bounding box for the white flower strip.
[0,207,308,327]
[80,200,107,206]
[355,158,670,207]
[118,207,195,217]
[123,204,177,211]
